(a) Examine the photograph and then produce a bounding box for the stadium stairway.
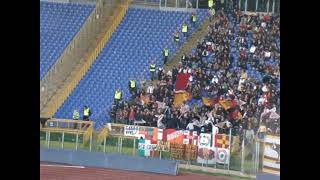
[54,7,208,129]
[164,17,211,72]
[40,0,132,118]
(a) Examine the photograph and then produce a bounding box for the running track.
[40,163,234,180]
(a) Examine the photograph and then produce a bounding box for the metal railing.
[238,0,280,15]
[40,121,272,177]
[40,118,94,150]
[160,0,199,9]
[40,0,131,118]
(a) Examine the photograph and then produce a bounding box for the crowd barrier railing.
[40,120,279,177]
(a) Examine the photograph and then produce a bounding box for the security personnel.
[190,13,197,27]
[149,62,156,80]
[173,31,180,45]
[208,0,214,9]
[72,109,80,129]
[182,22,188,38]
[163,46,169,64]
[128,78,137,94]
[114,88,122,105]
[209,7,215,22]
[83,106,91,121]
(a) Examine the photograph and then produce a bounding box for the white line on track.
[40,164,85,169]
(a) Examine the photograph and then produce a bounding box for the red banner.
[175,73,191,91]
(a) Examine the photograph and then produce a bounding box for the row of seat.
[54,7,207,129]
[40,1,94,80]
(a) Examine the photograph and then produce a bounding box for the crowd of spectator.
[109,7,280,142]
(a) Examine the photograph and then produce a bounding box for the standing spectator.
[190,12,197,28]
[128,78,137,95]
[114,88,122,105]
[147,83,154,95]
[244,117,255,145]
[209,7,216,22]
[72,108,80,129]
[109,105,117,123]
[257,121,267,140]
[82,105,91,128]
[83,106,91,121]
[182,22,189,38]
[173,31,180,46]
[128,107,136,125]
[167,113,178,129]
[158,67,164,80]
[163,46,169,65]
[149,61,156,81]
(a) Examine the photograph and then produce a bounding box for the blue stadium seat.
[40,2,94,80]
[54,7,207,129]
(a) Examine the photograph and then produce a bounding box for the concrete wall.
[40,148,179,175]
[256,173,280,180]
[40,0,70,3]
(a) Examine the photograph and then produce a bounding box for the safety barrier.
[40,120,278,178]
[41,118,94,150]
[40,148,179,175]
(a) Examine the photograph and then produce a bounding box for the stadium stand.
[54,7,208,128]
[40,2,95,79]
[105,9,280,136]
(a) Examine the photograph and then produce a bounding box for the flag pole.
[228,128,232,173]
[241,133,245,174]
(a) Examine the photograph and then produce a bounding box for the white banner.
[138,140,158,157]
[157,128,163,141]
[198,133,212,148]
[197,147,216,164]
[216,148,230,164]
[124,125,140,137]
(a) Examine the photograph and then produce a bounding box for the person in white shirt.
[212,123,219,135]
[228,88,234,96]
[187,68,192,74]
[186,121,195,131]
[147,84,154,94]
[198,113,207,126]
[211,75,219,84]
[262,84,269,92]
[155,113,165,129]
[264,51,271,58]
[183,68,188,74]
[250,45,256,53]
[258,96,266,106]
[202,49,209,57]
[238,77,246,91]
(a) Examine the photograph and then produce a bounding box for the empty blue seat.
[40,1,94,80]
[54,7,208,129]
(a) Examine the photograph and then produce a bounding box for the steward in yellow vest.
[128,79,137,94]
[163,47,169,64]
[173,31,180,43]
[149,62,156,80]
[208,0,214,8]
[190,13,197,27]
[114,89,122,104]
[182,22,188,37]
[83,106,91,121]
